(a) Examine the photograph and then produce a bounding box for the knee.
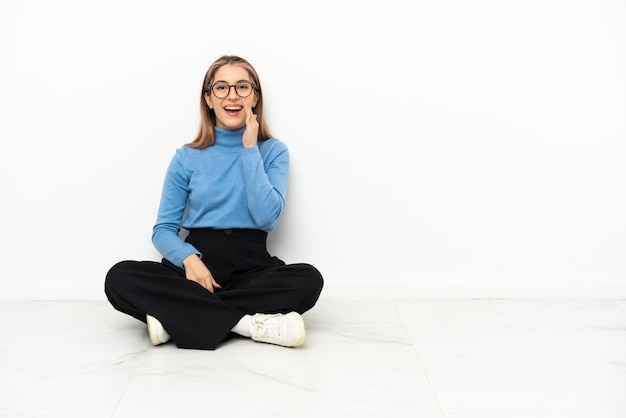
[307,264,324,289]
[104,260,135,295]
[298,263,324,298]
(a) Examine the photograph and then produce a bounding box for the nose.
[227,85,238,99]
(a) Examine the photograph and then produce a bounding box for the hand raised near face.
[241,96,259,149]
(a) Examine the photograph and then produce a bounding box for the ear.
[204,92,213,109]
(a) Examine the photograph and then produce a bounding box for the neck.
[215,127,245,148]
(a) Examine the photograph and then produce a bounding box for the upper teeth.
[225,106,241,110]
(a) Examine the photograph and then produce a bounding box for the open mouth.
[224,106,243,115]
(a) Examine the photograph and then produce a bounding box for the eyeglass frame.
[206,81,258,99]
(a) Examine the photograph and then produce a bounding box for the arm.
[151,149,200,267]
[151,149,221,292]
[240,96,289,230]
[241,144,289,229]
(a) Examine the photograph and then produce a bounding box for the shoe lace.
[252,314,282,342]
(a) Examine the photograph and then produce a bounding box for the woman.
[105,55,323,350]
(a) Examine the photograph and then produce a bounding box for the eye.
[237,83,251,92]
[213,83,228,91]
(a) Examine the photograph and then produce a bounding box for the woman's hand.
[182,254,221,293]
[241,97,259,149]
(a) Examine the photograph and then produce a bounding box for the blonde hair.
[186,55,272,149]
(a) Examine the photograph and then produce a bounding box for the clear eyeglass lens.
[212,82,253,98]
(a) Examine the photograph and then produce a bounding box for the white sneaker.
[250,312,305,347]
[146,314,171,346]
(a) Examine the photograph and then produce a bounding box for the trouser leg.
[217,263,324,315]
[105,260,244,350]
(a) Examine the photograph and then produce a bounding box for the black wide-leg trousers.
[104,228,324,350]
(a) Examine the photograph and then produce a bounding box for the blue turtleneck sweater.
[151,127,289,267]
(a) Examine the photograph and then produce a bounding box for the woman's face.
[205,64,258,130]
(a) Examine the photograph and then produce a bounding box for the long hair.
[186,55,272,149]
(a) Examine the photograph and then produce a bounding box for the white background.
[1,0,624,299]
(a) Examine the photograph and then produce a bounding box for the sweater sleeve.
[151,149,200,267]
[241,141,289,231]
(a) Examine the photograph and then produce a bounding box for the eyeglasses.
[209,81,257,99]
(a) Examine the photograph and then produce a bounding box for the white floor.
[1,298,625,418]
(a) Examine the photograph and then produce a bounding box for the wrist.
[182,253,199,267]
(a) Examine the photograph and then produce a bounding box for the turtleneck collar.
[214,127,246,148]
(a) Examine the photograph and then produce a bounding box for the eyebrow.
[213,79,252,84]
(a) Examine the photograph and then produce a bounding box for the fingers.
[190,276,212,292]
[243,98,251,121]
[241,97,259,148]
[203,273,221,293]
[243,98,256,121]
[202,277,221,293]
